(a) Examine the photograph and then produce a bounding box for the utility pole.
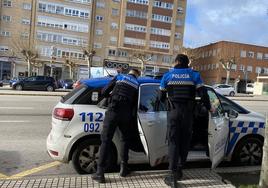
[50,46,56,77]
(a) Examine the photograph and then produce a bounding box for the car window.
[74,87,103,105]
[36,76,44,81]
[139,84,166,112]
[25,77,36,81]
[217,94,249,114]
[207,89,224,118]
[61,85,88,104]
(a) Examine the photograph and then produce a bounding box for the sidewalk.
[0,169,234,188]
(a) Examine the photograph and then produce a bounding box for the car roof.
[81,76,161,88]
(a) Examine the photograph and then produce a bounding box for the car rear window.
[61,85,88,104]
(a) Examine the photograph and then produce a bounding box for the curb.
[0,92,67,97]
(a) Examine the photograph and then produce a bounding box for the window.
[150,41,169,49]
[113,0,120,2]
[177,7,183,14]
[94,43,102,48]
[218,95,249,114]
[152,14,172,23]
[151,27,170,36]
[125,24,146,33]
[0,46,9,52]
[96,15,104,21]
[231,64,237,70]
[239,65,245,71]
[176,19,183,26]
[264,54,268,60]
[162,56,171,63]
[247,66,252,72]
[96,2,105,8]
[0,31,11,37]
[95,29,103,35]
[139,84,166,112]
[110,36,117,44]
[3,0,12,7]
[23,3,31,10]
[248,51,254,58]
[118,50,128,57]
[127,0,148,5]
[22,18,30,25]
[108,49,116,56]
[1,15,11,22]
[111,22,118,29]
[112,8,119,16]
[124,37,145,46]
[257,52,263,60]
[174,32,181,39]
[126,10,147,19]
[240,50,246,57]
[154,1,173,9]
[207,89,224,118]
[256,67,261,74]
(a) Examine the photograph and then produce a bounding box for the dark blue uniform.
[160,68,211,173]
[97,73,139,173]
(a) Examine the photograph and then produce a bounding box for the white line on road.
[0,107,34,110]
[0,120,31,123]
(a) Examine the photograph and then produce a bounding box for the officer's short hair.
[128,69,140,77]
[175,54,189,66]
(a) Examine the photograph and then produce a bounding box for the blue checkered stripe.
[226,121,265,155]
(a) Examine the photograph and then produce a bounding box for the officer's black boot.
[119,161,130,177]
[91,167,105,183]
[164,171,178,188]
[177,167,183,181]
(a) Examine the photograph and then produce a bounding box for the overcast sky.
[183,0,268,48]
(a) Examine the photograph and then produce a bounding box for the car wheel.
[229,91,235,96]
[232,137,263,166]
[72,139,117,174]
[15,85,22,90]
[46,85,54,92]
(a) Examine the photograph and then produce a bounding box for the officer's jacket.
[160,68,203,101]
[102,74,139,103]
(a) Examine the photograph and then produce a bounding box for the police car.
[46,76,265,174]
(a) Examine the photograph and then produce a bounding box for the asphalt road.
[0,95,76,178]
[0,95,267,179]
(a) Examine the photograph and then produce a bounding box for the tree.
[130,48,153,75]
[218,56,238,85]
[180,47,203,66]
[11,39,38,76]
[64,58,77,79]
[259,114,268,188]
[83,49,96,78]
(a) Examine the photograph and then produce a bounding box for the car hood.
[236,110,265,124]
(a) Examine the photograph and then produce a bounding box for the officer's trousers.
[98,101,133,169]
[167,101,194,171]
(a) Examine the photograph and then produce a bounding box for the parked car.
[58,79,74,89]
[46,76,265,174]
[246,83,254,94]
[12,76,58,91]
[9,77,24,87]
[0,80,3,87]
[213,84,236,96]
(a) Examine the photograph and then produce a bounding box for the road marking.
[5,161,61,179]
[0,120,31,123]
[0,107,34,110]
[0,173,8,179]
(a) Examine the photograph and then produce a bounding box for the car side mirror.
[226,109,238,119]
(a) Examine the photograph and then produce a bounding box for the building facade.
[191,41,268,92]
[0,0,187,80]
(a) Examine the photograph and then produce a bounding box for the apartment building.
[191,41,268,92]
[0,0,187,80]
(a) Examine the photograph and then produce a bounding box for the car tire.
[232,137,263,166]
[72,139,117,174]
[15,85,22,90]
[46,85,54,92]
[229,91,235,96]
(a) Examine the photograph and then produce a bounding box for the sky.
[183,0,268,48]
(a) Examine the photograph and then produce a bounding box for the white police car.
[46,76,265,174]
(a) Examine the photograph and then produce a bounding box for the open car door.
[207,88,229,169]
[137,83,168,167]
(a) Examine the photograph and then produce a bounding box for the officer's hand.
[209,107,216,113]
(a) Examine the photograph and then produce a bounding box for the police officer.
[159,54,212,188]
[92,68,140,183]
